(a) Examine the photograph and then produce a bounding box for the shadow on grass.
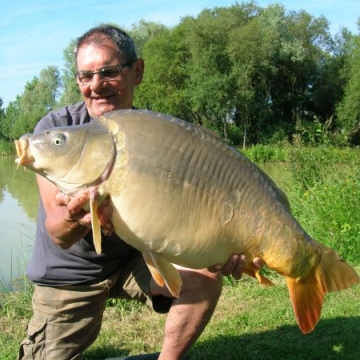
[84,316,360,360]
[191,316,360,360]
[84,345,130,360]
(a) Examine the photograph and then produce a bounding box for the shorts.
[18,251,173,360]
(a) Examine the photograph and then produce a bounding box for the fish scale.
[15,109,359,335]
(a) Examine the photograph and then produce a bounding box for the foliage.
[286,151,360,264]
[1,2,360,147]
[135,26,192,118]
[58,39,82,107]
[336,32,360,145]
[0,98,7,142]
[243,143,288,162]
[0,139,14,156]
[2,67,60,141]
[128,20,169,57]
[244,145,360,263]
[135,3,355,147]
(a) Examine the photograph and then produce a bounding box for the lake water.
[0,157,38,290]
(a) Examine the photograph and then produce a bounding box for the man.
[19,25,262,360]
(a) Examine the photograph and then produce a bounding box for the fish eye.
[52,134,66,146]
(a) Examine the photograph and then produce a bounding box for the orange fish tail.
[286,243,359,334]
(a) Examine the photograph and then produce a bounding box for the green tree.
[58,40,81,107]
[135,25,192,118]
[228,4,273,146]
[227,4,335,145]
[336,30,360,145]
[180,5,251,141]
[3,100,21,140]
[0,97,5,140]
[4,66,60,140]
[129,20,168,57]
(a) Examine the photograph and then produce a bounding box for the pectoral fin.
[143,252,182,298]
[90,191,102,254]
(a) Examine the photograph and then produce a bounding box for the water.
[0,157,38,290]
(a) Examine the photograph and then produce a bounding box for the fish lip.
[14,138,34,166]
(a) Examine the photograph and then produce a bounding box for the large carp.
[15,109,358,334]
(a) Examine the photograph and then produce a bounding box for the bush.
[283,148,360,264]
[0,140,15,156]
[243,144,287,162]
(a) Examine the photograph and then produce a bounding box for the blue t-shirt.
[26,101,136,286]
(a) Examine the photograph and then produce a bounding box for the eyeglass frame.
[76,61,134,85]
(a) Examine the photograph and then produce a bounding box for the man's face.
[76,40,144,118]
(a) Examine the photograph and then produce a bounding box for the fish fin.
[254,270,274,287]
[90,191,102,254]
[143,252,182,298]
[143,253,165,288]
[286,272,324,334]
[244,267,274,287]
[287,243,359,334]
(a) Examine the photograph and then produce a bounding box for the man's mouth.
[91,93,114,101]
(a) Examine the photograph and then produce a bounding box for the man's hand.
[208,254,264,280]
[56,191,114,235]
[56,192,91,226]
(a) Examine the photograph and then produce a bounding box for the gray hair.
[74,24,138,65]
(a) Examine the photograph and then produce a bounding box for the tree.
[180,5,250,141]
[3,98,22,141]
[0,98,6,140]
[58,40,82,107]
[129,20,168,57]
[135,25,192,119]
[336,30,360,145]
[2,3,356,146]
[4,66,60,140]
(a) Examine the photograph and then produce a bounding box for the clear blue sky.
[1,0,359,108]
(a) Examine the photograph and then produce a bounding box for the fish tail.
[286,243,359,334]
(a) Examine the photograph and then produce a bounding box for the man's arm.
[37,175,96,248]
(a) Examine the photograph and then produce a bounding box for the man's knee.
[180,268,223,302]
[150,267,222,306]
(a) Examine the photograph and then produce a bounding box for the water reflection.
[0,157,38,291]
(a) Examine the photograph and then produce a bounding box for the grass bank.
[1,273,359,360]
[1,145,359,359]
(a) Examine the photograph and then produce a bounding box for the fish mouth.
[14,136,34,167]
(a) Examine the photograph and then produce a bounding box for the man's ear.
[134,58,145,85]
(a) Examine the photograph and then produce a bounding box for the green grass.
[84,274,360,360]
[192,276,360,360]
[1,146,359,359]
[1,274,359,360]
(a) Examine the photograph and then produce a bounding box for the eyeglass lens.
[78,66,124,83]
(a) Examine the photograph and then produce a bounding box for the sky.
[1,0,359,108]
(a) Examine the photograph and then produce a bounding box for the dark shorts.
[18,251,173,360]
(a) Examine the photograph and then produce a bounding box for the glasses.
[76,62,133,85]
